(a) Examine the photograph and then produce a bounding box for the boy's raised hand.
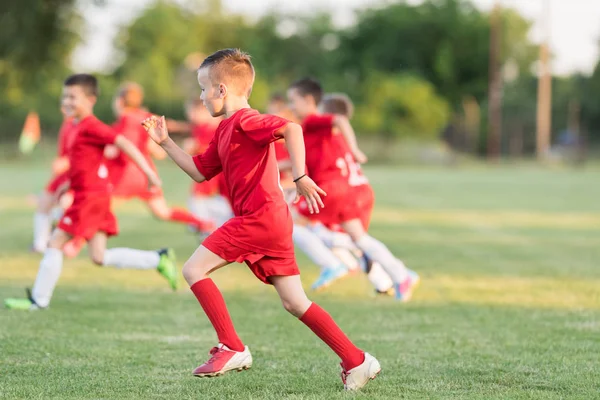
[142,115,169,145]
[294,175,327,214]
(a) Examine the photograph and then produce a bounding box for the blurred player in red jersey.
[311,93,395,295]
[5,74,178,311]
[31,107,77,253]
[62,83,215,258]
[142,49,380,391]
[183,98,232,228]
[267,94,360,286]
[288,78,419,301]
[107,83,215,231]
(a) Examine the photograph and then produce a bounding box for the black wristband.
[293,174,307,183]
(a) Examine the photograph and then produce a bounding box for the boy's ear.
[219,83,227,98]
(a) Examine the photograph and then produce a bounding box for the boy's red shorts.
[202,228,299,285]
[296,182,375,230]
[58,192,118,240]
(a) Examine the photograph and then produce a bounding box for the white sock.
[293,225,344,271]
[355,235,408,284]
[33,212,51,252]
[31,248,63,308]
[103,248,160,270]
[309,224,356,250]
[367,262,394,292]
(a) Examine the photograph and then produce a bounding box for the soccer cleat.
[375,287,395,297]
[193,344,252,377]
[157,248,178,290]
[311,264,349,291]
[341,352,381,391]
[394,269,420,302]
[4,289,43,311]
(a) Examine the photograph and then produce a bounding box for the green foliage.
[6,0,599,152]
[0,0,81,139]
[355,74,450,140]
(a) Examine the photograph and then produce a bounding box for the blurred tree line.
[1,0,598,156]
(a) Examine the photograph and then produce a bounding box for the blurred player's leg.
[183,246,251,377]
[308,223,356,250]
[88,232,178,290]
[342,219,419,302]
[271,275,380,391]
[6,229,71,310]
[292,225,348,290]
[32,192,55,253]
[148,196,214,232]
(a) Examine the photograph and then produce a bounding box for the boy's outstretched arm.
[114,135,162,188]
[142,115,206,183]
[333,115,367,164]
[282,122,326,214]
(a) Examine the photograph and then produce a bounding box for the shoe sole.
[345,366,382,391]
[193,364,251,378]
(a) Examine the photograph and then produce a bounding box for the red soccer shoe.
[193,343,253,377]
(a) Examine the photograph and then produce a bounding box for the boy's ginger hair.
[199,48,255,98]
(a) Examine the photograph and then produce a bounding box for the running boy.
[4,74,178,311]
[288,78,419,301]
[142,49,380,391]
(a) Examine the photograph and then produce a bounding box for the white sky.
[72,0,600,76]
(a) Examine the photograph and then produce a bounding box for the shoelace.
[340,363,350,384]
[205,346,226,365]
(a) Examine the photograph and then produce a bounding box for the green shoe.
[5,298,36,310]
[157,248,178,291]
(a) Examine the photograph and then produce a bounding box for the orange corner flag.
[19,111,41,154]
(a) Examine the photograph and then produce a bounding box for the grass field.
[1,159,600,399]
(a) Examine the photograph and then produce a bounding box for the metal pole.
[536,0,552,159]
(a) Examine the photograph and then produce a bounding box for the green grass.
[1,159,600,399]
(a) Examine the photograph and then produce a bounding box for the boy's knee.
[182,260,209,284]
[90,254,104,266]
[281,298,310,318]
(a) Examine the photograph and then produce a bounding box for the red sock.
[299,303,365,370]
[169,208,213,231]
[190,279,245,352]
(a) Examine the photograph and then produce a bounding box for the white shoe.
[193,343,253,377]
[341,352,381,391]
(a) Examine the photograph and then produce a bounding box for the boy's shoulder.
[223,108,288,134]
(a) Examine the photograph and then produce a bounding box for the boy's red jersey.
[298,113,371,227]
[191,122,220,196]
[193,108,293,257]
[107,109,153,176]
[68,115,118,192]
[57,117,78,157]
[301,113,368,188]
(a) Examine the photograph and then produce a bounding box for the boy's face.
[197,67,225,117]
[62,85,95,119]
[286,88,314,119]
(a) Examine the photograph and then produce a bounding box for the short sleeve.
[192,138,222,181]
[87,118,118,146]
[239,111,289,147]
[303,114,334,132]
